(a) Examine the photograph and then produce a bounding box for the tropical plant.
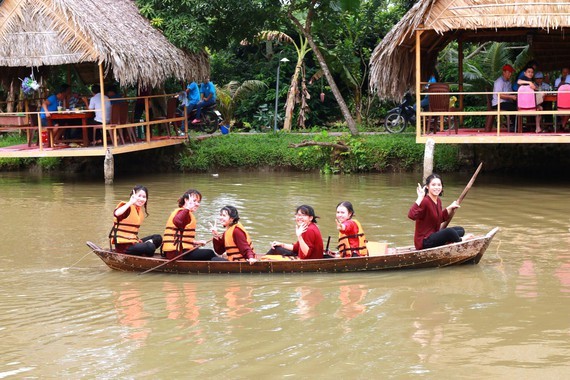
[217,80,268,127]
[243,30,312,131]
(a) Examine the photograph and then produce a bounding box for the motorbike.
[176,103,223,134]
[384,92,416,133]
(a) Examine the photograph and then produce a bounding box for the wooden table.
[47,111,95,147]
[544,94,557,102]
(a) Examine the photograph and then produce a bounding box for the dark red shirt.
[408,196,449,250]
[293,222,324,259]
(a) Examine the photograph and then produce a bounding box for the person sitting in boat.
[267,205,324,260]
[335,201,368,258]
[110,185,162,256]
[210,206,257,264]
[408,174,466,250]
[161,189,216,260]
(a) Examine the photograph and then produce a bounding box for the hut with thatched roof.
[369,0,570,143]
[0,0,209,89]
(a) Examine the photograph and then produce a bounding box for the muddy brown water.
[1,171,569,378]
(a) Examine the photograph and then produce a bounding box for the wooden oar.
[441,162,483,229]
[139,238,213,275]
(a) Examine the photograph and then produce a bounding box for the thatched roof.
[370,0,570,100]
[0,0,209,87]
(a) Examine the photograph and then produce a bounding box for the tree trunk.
[288,15,359,136]
[283,57,303,131]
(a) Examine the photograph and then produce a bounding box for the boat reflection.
[295,286,324,320]
[114,288,151,343]
[515,259,538,298]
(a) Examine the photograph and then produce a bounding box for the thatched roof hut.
[370,0,570,100]
[0,0,209,88]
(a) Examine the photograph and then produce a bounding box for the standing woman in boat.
[268,205,324,259]
[162,189,216,260]
[210,206,257,264]
[110,185,162,256]
[408,174,465,250]
[335,201,368,258]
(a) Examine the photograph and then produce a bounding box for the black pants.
[265,246,297,256]
[492,102,517,131]
[211,256,229,262]
[183,248,216,261]
[125,234,163,257]
[423,227,465,249]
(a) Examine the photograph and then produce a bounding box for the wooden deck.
[0,135,188,158]
[416,127,570,144]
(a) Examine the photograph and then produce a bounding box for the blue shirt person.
[191,78,217,123]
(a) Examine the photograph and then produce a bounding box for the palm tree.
[217,80,267,127]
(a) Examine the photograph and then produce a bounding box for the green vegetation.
[178,133,460,174]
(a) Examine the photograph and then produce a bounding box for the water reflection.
[3,171,570,376]
[295,286,324,320]
[114,288,151,343]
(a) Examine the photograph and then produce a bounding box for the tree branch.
[289,140,349,151]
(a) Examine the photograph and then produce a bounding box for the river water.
[1,170,569,378]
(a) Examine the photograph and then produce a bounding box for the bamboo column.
[416,29,423,140]
[458,38,464,128]
[98,63,108,149]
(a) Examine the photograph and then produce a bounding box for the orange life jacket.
[224,223,254,262]
[162,208,197,253]
[337,219,368,257]
[109,202,144,245]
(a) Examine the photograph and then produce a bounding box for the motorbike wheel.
[384,111,407,133]
[200,112,219,134]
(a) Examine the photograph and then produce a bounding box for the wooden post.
[423,138,435,183]
[415,30,423,139]
[104,148,114,185]
[99,63,108,149]
[144,97,151,142]
[458,38,464,128]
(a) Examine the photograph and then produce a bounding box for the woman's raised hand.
[416,183,426,198]
[209,221,222,238]
[296,222,308,237]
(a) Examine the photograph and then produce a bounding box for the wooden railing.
[0,93,187,151]
[417,90,570,136]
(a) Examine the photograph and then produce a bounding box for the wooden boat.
[87,227,498,274]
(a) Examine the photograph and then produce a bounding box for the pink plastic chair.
[517,86,538,133]
[557,84,570,131]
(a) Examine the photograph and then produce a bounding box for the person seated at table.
[517,66,543,133]
[554,67,570,89]
[39,86,69,144]
[191,78,216,124]
[82,84,111,143]
[107,84,126,104]
[39,86,66,126]
[513,60,538,91]
[535,72,554,128]
[492,64,517,131]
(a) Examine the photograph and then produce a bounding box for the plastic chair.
[557,84,570,131]
[152,97,179,137]
[92,102,129,145]
[517,86,539,133]
[426,83,452,134]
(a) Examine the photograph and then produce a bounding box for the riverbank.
[0,132,461,174]
[3,132,570,175]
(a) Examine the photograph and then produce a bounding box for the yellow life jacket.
[162,208,197,253]
[337,219,368,257]
[109,202,144,245]
[224,223,254,262]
